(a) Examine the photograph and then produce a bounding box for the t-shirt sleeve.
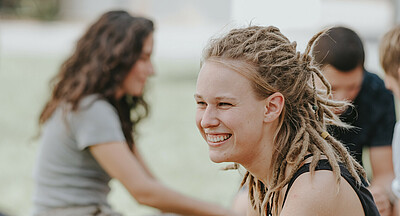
[371,91,396,147]
[71,99,126,150]
[392,122,400,198]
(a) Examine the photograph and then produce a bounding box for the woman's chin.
[209,151,231,163]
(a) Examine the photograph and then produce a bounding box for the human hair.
[380,25,400,79]
[38,10,154,150]
[202,26,365,215]
[312,26,365,72]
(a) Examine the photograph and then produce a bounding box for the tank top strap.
[281,159,332,208]
[280,159,379,216]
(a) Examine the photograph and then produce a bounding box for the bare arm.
[90,142,236,216]
[132,145,155,179]
[369,146,395,216]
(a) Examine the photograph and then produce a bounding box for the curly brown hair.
[39,10,154,149]
[202,26,365,215]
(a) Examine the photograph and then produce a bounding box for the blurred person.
[380,25,400,215]
[195,25,379,215]
[312,26,396,216]
[32,10,237,216]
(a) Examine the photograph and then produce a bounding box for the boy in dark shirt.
[312,26,396,216]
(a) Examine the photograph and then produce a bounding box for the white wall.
[2,0,395,72]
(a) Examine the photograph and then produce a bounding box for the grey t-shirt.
[32,95,126,214]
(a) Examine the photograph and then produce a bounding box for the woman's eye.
[196,101,207,106]
[218,102,232,107]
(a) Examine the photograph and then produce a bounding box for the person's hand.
[369,185,392,216]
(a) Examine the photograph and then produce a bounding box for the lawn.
[0,54,242,216]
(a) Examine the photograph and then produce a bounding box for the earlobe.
[263,92,285,123]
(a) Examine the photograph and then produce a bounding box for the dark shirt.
[278,159,380,216]
[329,70,396,165]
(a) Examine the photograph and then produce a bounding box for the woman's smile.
[206,133,232,146]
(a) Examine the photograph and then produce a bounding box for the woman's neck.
[240,120,279,187]
[241,128,277,188]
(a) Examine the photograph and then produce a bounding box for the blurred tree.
[0,0,20,18]
[0,0,60,21]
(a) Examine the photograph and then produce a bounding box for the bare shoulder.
[280,170,364,216]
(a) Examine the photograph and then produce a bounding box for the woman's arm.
[369,145,395,216]
[90,142,236,216]
[132,145,156,179]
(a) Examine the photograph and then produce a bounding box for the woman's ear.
[263,92,284,123]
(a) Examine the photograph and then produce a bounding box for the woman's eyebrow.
[194,94,202,99]
[194,94,238,102]
[215,96,236,101]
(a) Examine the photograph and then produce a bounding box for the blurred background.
[0,0,399,215]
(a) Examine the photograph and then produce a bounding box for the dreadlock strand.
[248,174,256,208]
[310,67,332,95]
[274,134,310,191]
[325,135,364,183]
[303,29,328,59]
[306,127,341,185]
[240,171,250,188]
[309,150,321,176]
[286,118,308,163]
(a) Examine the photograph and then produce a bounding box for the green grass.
[0,54,242,216]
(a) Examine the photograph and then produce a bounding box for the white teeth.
[206,134,231,143]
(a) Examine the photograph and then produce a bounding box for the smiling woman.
[195,26,380,216]
[32,10,237,216]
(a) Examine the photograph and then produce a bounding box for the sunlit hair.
[202,26,365,215]
[38,10,154,149]
[380,25,400,79]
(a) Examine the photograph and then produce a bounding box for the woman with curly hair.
[32,10,237,216]
[195,26,380,216]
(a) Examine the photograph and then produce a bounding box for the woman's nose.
[200,107,219,128]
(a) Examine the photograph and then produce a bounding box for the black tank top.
[266,158,380,216]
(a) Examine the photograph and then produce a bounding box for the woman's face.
[118,33,154,98]
[195,60,268,164]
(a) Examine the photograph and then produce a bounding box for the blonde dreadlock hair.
[202,26,366,216]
